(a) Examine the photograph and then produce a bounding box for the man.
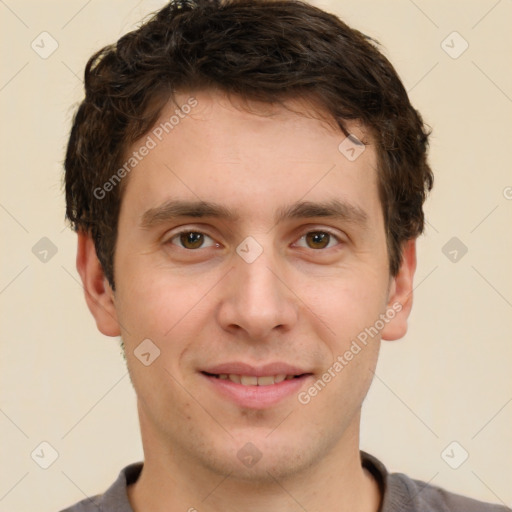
[62,0,509,511]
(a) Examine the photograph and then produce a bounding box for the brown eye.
[180,232,203,249]
[306,232,329,249]
[169,231,216,250]
[296,231,340,250]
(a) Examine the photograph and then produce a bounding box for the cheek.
[114,269,218,392]
[298,274,385,410]
[115,264,205,340]
[128,352,197,441]
[117,278,198,412]
[304,269,390,343]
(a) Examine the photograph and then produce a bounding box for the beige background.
[0,1,511,510]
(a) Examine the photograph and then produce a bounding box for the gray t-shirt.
[60,451,510,511]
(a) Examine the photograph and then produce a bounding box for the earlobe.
[381,239,417,341]
[76,231,121,337]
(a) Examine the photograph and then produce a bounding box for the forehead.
[119,89,381,226]
[160,90,372,161]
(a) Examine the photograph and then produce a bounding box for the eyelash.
[166,228,344,251]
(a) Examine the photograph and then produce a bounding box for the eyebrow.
[141,200,238,228]
[140,198,368,229]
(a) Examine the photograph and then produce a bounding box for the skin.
[77,89,416,512]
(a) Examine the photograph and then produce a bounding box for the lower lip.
[202,373,312,409]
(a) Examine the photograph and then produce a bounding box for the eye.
[295,230,342,250]
[168,230,217,250]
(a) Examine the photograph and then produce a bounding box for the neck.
[128,415,381,512]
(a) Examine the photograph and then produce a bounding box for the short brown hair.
[65,0,433,287]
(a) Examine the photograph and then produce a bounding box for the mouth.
[200,364,313,409]
[202,372,305,386]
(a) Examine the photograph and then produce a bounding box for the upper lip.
[201,362,310,377]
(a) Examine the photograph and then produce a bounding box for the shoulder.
[361,451,510,512]
[58,462,143,512]
[387,471,510,512]
[59,495,102,512]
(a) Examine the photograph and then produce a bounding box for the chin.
[200,431,328,483]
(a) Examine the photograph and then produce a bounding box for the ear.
[76,231,121,337]
[380,239,417,341]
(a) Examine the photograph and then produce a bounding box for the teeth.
[217,374,298,385]
[257,375,275,386]
[240,375,258,386]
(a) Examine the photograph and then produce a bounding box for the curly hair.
[65,0,433,287]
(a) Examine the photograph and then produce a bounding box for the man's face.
[85,90,413,481]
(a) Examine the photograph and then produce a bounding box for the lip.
[202,361,308,377]
[200,361,313,409]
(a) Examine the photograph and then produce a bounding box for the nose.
[216,243,299,341]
